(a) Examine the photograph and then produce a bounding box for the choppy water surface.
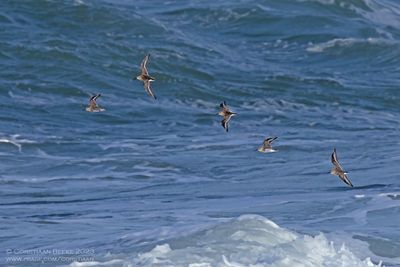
[0,0,399,266]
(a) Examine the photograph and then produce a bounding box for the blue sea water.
[0,0,400,266]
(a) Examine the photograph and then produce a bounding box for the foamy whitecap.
[306,38,393,53]
[128,215,380,267]
[297,0,335,5]
[0,134,36,152]
[74,0,85,5]
[68,259,125,267]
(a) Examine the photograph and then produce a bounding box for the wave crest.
[130,215,380,267]
[307,37,395,53]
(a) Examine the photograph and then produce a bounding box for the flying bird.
[330,148,353,187]
[86,94,105,112]
[218,101,236,132]
[136,54,156,100]
[258,137,278,153]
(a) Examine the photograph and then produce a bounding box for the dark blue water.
[1,0,399,266]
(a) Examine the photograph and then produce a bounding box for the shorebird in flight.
[218,101,236,132]
[330,148,353,187]
[136,54,156,100]
[258,137,278,153]
[86,94,105,112]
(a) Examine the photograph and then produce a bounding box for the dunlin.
[218,101,236,132]
[136,54,156,100]
[331,148,353,187]
[258,137,278,153]
[86,94,105,112]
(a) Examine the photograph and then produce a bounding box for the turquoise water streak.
[0,0,399,266]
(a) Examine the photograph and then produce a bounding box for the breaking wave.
[70,215,381,267]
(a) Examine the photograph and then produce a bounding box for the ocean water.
[1,0,399,266]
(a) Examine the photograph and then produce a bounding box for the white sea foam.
[68,259,125,267]
[0,134,36,152]
[66,215,384,266]
[126,215,380,267]
[0,137,22,151]
[73,0,86,6]
[306,38,393,53]
[298,0,335,4]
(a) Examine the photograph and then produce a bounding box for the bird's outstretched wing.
[89,94,101,109]
[221,115,232,132]
[144,80,156,100]
[331,148,345,171]
[263,137,277,150]
[141,54,150,76]
[331,148,353,187]
[339,172,353,187]
[220,101,228,112]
